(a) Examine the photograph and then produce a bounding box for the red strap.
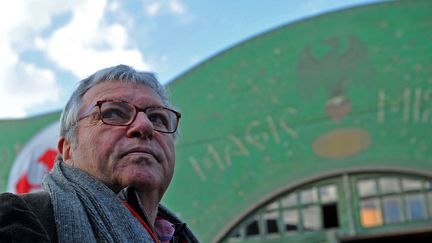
[121,200,159,243]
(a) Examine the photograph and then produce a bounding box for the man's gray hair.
[60,64,172,146]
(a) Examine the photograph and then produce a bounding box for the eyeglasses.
[78,99,181,133]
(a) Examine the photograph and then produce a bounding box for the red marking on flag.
[15,173,41,194]
[15,149,57,193]
[37,149,57,171]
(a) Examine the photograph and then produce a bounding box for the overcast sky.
[0,0,384,119]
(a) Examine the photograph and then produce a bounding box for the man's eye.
[102,108,129,120]
[149,114,168,127]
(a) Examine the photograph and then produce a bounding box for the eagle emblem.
[297,36,375,122]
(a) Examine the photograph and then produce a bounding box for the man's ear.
[58,137,73,164]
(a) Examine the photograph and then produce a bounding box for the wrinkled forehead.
[81,81,164,110]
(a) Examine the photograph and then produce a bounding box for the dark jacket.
[0,191,199,243]
[0,192,55,242]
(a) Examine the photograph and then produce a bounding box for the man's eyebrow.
[99,97,128,102]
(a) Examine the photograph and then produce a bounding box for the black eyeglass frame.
[78,99,181,133]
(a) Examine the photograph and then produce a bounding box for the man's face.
[62,81,175,195]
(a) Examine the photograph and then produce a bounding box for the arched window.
[221,172,432,243]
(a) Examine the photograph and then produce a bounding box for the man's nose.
[126,111,154,139]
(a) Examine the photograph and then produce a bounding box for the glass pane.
[428,192,432,217]
[402,178,423,191]
[300,188,318,204]
[379,177,400,194]
[264,211,279,234]
[360,199,383,227]
[226,228,242,242]
[281,193,297,208]
[245,215,260,237]
[320,184,338,203]
[283,209,299,232]
[424,181,432,189]
[266,201,279,211]
[382,196,403,224]
[406,193,427,221]
[358,179,378,197]
[301,205,320,230]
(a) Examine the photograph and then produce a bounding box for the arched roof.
[164,0,432,241]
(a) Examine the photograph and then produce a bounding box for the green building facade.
[1,1,431,242]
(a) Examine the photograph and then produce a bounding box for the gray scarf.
[42,162,155,243]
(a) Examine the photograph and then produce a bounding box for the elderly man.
[0,65,199,243]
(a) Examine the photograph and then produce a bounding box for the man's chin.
[122,169,162,188]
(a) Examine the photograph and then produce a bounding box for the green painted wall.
[164,0,432,242]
